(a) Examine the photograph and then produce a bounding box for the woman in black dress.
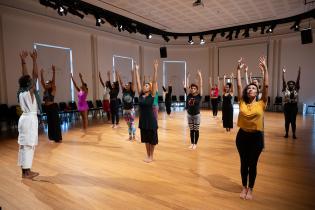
[40,65,62,142]
[106,71,120,128]
[222,73,234,132]
[135,60,159,163]
[163,80,172,116]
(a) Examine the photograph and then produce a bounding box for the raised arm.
[99,72,105,88]
[79,73,85,85]
[282,67,286,92]
[209,77,213,88]
[296,66,301,91]
[135,64,141,95]
[236,58,245,99]
[71,74,80,92]
[186,72,190,91]
[151,60,158,97]
[40,68,46,89]
[223,73,227,94]
[30,50,38,81]
[20,51,29,76]
[244,65,249,85]
[51,65,56,86]
[197,70,203,96]
[230,72,234,94]
[249,72,253,83]
[131,67,136,92]
[116,70,124,92]
[259,56,269,102]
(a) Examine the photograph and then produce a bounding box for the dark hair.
[190,83,198,90]
[287,80,295,86]
[18,75,32,89]
[242,83,259,104]
[82,83,88,90]
[225,82,232,88]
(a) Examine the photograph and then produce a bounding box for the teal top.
[153,91,159,106]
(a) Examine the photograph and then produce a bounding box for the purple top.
[77,91,88,111]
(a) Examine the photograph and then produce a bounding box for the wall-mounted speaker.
[160,47,167,58]
[301,28,313,44]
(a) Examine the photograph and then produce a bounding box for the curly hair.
[242,83,259,104]
[190,83,198,90]
[18,75,32,89]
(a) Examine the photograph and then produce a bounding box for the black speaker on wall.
[301,28,313,44]
[160,47,167,58]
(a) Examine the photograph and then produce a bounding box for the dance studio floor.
[0,110,314,210]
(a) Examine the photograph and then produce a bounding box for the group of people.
[16,49,301,201]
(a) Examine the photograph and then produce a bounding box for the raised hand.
[79,73,83,78]
[40,68,44,74]
[223,73,227,79]
[19,51,28,61]
[244,64,248,72]
[135,64,139,71]
[52,65,56,72]
[29,49,37,60]
[259,56,267,71]
[230,72,234,78]
[154,60,158,70]
[237,57,245,70]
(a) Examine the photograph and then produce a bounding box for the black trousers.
[110,100,119,125]
[46,103,62,142]
[165,101,171,115]
[283,103,298,135]
[210,98,218,116]
[236,129,263,189]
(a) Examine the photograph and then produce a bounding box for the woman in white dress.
[17,50,40,179]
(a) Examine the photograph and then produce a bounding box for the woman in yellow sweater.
[235,57,269,200]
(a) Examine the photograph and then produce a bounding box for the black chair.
[87,100,98,117]
[273,96,283,112]
[158,96,164,104]
[58,102,69,122]
[8,105,19,129]
[0,104,9,131]
[202,95,210,108]
[68,101,79,120]
[171,95,178,107]
[179,95,185,107]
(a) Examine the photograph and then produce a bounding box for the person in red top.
[209,76,220,117]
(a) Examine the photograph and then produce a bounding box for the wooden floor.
[0,109,315,210]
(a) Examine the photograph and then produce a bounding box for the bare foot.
[188,144,193,149]
[143,157,153,163]
[192,144,197,150]
[240,187,248,200]
[245,188,253,200]
[22,171,39,179]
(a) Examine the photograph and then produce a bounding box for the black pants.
[165,101,171,115]
[46,103,62,142]
[283,103,298,135]
[211,98,218,116]
[110,100,119,125]
[236,129,263,189]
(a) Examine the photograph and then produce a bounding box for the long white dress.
[17,91,38,169]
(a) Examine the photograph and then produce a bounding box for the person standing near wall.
[184,70,203,150]
[40,65,62,143]
[99,72,111,122]
[222,73,234,132]
[117,68,136,141]
[163,80,172,116]
[71,73,89,131]
[17,50,40,179]
[282,67,301,139]
[135,60,159,163]
[236,57,269,200]
[209,76,219,118]
[106,71,120,128]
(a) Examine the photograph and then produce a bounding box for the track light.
[210,33,217,42]
[162,35,170,42]
[146,34,152,39]
[57,6,67,16]
[220,31,226,37]
[260,25,265,34]
[235,29,240,38]
[266,24,276,33]
[242,28,250,38]
[188,36,194,45]
[200,35,205,45]
[290,20,301,31]
[226,31,233,40]
[173,35,178,40]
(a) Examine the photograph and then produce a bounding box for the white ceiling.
[84,0,311,33]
